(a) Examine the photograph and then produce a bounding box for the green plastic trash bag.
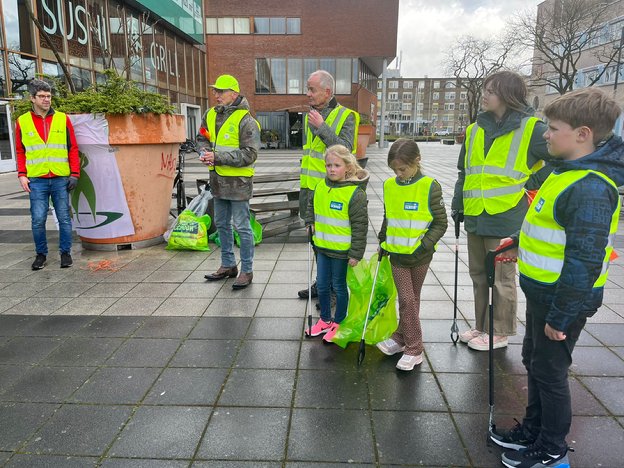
[208,212,263,247]
[166,210,211,251]
[330,253,398,348]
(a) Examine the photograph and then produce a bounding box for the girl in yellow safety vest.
[377,139,448,371]
[304,145,369,342]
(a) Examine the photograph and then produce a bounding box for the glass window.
[270,17,286,34]
[127,13,143,81]
[256,58,271,93]
[377,80,382,89]
[6,0,36,53]
[352,59,358,83]
[287,18,300,34]
[234,18,250,34]
[303,59,318,81]
[445,92,455,100]
[377,92,382,99]
[152,26,168,87]
[206,18,217,34]
[254,17,270,34]
[65,0,89,61]
[335,58,351,94]
[8,53,36,95]
[403,81,413,88]
[319,58,335,79]
[42,61,63,80]
[218,18,234,34]
[403,92,412,100]
[0,55,6,97]
[388,81,398,89]
[143,21,156,84]
[166,34,178,90]
[287,58,302,94]
[109,2,127,74]
[89,0,107,68]
[445,81,456,88]
[433,92,439,100]
[388,92,398,100]
[270,58,286,93]
[71,67,92,92]
[402,103,412,111]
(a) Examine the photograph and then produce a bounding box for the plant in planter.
[13,70,185,249]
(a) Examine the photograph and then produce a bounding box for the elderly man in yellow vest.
[15,79,80,270]
[198,74,261,290]
[298,70,359,299]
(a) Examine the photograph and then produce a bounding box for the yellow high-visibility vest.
[18,112,69,177]
[381,176,435,254]
[312,180,357,252]
[463,116,541,215]
[300,105,359,190]
[518,170,620,287]
[206,108,260,177]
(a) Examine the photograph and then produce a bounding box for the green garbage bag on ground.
[166,210,211,251]
[209,212,263,247]
[330,253,398,348]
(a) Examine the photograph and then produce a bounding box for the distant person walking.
[298,69,360,300]
[451,71,551,351]
[15,79,80,270]
[198,74,261,290]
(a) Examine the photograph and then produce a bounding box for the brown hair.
[543,88,621,144]
[387,138,421,172]
[483,71,528,113]
[325,144,360,178]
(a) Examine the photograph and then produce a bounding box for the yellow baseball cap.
[209,74,240,92]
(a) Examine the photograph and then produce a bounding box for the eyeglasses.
[35,94,52,100]
[212,89,231,95]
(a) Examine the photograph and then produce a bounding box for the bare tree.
[513,0,623,95]
[443,34,518,123]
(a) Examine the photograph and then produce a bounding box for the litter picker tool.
[357,250,385,366]
[305,226,314,338]
[450,216,461,344]
[484,238,517,439]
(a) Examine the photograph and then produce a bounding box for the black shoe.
[490,420,536,451]
[32,254,46,270]
[298,281,318,299]
[502,444,571,468]
[60,253,73,268]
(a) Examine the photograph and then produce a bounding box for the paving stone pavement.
[0,143,623,467]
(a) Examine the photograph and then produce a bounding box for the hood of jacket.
[325,167,370,191]
[550,135,624,187]
[476,105,536,138]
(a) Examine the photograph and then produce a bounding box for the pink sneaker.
[305,319,333,337]
[467,333,508,351]
[459,329,482,344]
[323,322,340,342]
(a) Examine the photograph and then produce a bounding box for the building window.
[270,17,286,34]
[403,92,412,100]
[417,103,423,110]
[8,53,35,95]
[377,80,382,89]
[402,102,412,111]
[433,81,440,89]
[445,92,455,100]
[459,102,468,110]
[444,81,456,88]
[444,103,455,110]
[286,18,301,34]
[433,92,439,100]
[388,80,398,89]
[252,17,300,34]
[460,92,467,100]
[287,58,302,94]
[336,58,351,94]
[235,18,250,34]
[432,103,439,110]
[388,92,398,100]
[218,18,234,34]
[403,81,413,88]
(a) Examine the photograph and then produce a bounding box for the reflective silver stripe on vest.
[23,143,68,152]
[387,219,431,230]
[465,124,479,167]
[309,149,325,160]
[518,249,564,274]
[385,234,425,247]
[215,144,236,152]
[315,214,350,228]
[465,166,528,179]
[329,107,347,133]
[26,157,69,165]
[315,231,351,243]
[300,167,326,179]
[464,181,526,199]
[522,222,567,246]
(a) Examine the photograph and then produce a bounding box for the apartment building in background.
[376,76,470,137]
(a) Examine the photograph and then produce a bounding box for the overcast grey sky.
[396,0,544,77]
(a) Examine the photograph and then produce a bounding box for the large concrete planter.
[356,124,375,168]
[79,113,186,250]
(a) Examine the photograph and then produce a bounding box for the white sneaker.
[459,328,482,344]
[376,338,405,356]
[467,333,508,351]
[396,353,423,371]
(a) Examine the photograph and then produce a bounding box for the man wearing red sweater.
[15,79,80,270]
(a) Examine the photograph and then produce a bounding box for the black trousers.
[521,298,587,452]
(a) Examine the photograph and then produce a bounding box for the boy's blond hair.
[325,144,361,179]
[543,88,621,144]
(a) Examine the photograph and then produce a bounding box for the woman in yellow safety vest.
[377,139,448,371]
[451,71,552,352]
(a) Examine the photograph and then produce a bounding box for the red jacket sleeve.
[66,116,80,177]
[15,121,27,177]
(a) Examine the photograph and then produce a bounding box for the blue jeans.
[213,198,254,273]
[29,176,73,255]
[316,251,349,323]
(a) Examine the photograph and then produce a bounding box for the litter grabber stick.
[306,226,314,338]
[450,216,461,344]
[357,250,386,367]
[484,238,517,439]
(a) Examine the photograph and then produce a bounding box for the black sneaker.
[502,444,571,468]
[490,419,536,450]
[60,253,73,268]
[298,281,318,299]
[31,254,46,270]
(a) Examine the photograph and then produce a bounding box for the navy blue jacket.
[518,135,624,332]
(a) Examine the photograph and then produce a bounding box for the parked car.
[434,130,451,136]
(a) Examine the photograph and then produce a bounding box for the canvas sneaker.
[60,253,73,268]
[490,419,537,451]
[459,328,482,344]
[467,333,508,351]
[502,444,571,468]
[305,318,333,337]
[376,338,405,356]
[396,353,423,371]
[322,322,340,342]
[31,254,46,270]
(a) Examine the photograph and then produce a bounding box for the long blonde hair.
[325,144,361,179]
